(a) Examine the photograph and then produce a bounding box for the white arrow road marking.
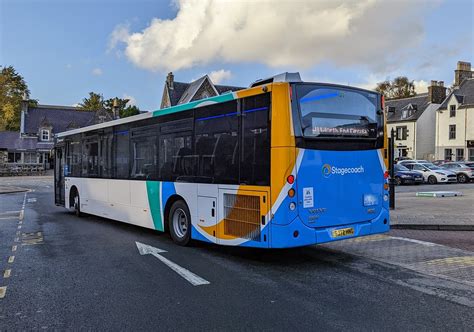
[135,241,210,286]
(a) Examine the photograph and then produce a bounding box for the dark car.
[393,163,424,185]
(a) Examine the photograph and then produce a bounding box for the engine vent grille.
[223,194,261,241]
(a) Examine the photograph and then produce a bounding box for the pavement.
[391,183,474,230]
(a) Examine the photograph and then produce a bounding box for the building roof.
[385,93,431,123]
[167,78,244,107]
[439,78,474,110]
[24,105,96,134]
[0,131,53,151]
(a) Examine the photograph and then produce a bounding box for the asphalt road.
[1,178,473,330]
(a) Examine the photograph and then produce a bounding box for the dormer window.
[402,110,408,119]
[41,129,50,141]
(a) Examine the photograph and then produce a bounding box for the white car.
[403,162,457,184]
[398,159,429,166]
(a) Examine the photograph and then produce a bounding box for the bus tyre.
[73,192,81,217]
[169,200,191,246]
[428,175,437,184]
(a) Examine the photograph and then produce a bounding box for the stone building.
[435,61,474,161]
[386,80,447,160]
[0,103,111,169]
[160,72,244,109]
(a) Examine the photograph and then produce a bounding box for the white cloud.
[209,69,232,84]
[109,0,434,73]
[92,68,103,76]
[123,94,137,106]
[413,80,429,93]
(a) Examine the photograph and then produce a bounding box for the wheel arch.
[163,194,188,232]
[69,185,79,207]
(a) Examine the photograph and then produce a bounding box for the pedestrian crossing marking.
[0,286,6,299]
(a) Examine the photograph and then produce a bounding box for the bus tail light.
[384,171,389,179]
[287,175,295,184]
[381,95,385,110]
[288,188,295,197]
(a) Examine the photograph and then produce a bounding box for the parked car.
[394,157,412,163]
[403,162,457,184]
[460,161,474,171]
[440,162,474,183]
[432,160,449,166]
[393,164,424,185]
[398,159,430,166]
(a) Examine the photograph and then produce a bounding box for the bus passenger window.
[131,136,157,180]
[114,128,130,179]
[194,100,239,184]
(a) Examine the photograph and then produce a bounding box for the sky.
[0,0,473,111]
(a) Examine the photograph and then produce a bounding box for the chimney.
[454,61,472,87]
[166,72,174,90]
[428,80,446,104]
[112,98,120,120]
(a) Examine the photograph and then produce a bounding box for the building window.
[396,126,407,140]
[23,152,37,164]
[449,105,456,117]
[41,129,50,141]
[449,125,456,140]
[8,152,21,163]
[456,149,464,161]
[469,148,474,161]
[444,149,452,161]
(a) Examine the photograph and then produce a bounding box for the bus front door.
[54,145,65,206]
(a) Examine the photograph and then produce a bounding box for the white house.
[435,61,474,161]
[386,81,446,160]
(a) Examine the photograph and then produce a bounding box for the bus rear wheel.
[169,200,191,246]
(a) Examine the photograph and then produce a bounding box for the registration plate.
[332,227,355,238]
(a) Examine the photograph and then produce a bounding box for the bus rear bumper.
[270,208,390,248]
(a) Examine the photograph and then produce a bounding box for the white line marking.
[135,241,210,286]
[390,236,440,247]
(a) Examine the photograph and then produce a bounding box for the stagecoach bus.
[54,73,389,248]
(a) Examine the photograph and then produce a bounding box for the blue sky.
[0,0,473,111]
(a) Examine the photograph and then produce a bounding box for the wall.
[415,103,438,160]
[387,121,416,158]
[435,95,466,159]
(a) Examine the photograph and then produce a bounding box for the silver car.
[441,162,474,183]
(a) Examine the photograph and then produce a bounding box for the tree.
[0,65,33,130]
[79,93,140,118]
[79,92,105,111]
[375,76,416,100]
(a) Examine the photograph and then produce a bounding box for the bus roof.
[56,80,379,138]
[56,90,240,138]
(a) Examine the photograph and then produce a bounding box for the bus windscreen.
[296,85,379,139]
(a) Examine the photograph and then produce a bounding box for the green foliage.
[375,76,416,100]
[0,65,32,131]
[80,93,141,118]
[79,92,105,111]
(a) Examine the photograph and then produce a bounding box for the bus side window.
[240,93,270,186]
[131,135,157,180]
[114,126,130,179]
[68,135,82,177]
[194,100,239,184]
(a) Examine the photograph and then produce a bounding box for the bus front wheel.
[169,200,191,246]
[72,190,81,217]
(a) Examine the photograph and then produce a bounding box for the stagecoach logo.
[322,164,365,178]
